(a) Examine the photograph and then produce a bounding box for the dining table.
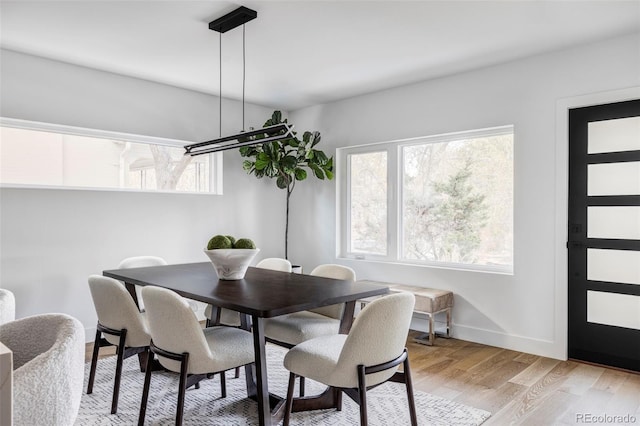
[103,262,389,426]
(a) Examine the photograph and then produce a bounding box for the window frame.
[0,117,223,194]
[338,125,514,274]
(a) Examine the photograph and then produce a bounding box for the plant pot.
[204,248,260,280]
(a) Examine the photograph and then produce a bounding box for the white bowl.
[204,248,260,280]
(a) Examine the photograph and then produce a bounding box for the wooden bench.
[356,280,453,346]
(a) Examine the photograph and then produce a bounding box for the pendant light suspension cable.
[219,32,222,138]
[242,24,246,132]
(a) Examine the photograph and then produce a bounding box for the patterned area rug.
[76,345,490,425]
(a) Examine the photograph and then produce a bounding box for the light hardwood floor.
[85,330,640,425]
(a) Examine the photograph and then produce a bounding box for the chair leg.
[220,370,227,398]
[87,328,101,394]
[403,356,418,426]
[138,348,153,426]
[176,353,190,426]
[299,376,305,397]
[357,365,368,426]
[284,372,296,426]
[111,329,128,414]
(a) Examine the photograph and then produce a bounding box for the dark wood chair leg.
[403,356,418,426]
[138,348,153,426]
[86,328,101,394]
[337,388,343,411]
[176,353,189,426]
[111,329,128,414]
[284,372,296,426]
[357,365,368,426]
[220,370,227,398]
[299,376,305,397]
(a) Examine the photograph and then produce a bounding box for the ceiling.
[1,1,639,110]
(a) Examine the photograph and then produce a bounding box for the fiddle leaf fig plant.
[239,111,333,259]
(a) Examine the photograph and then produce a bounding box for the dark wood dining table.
[103,262,388,426]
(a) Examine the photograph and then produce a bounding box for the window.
[0,118,222,194]
[340,126,513,273]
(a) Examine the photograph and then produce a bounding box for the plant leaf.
[324,169,334,180]
[242,160,254,171]
[255,152,270,170]
[294,168,307,181]
[311,131,321,147]
[276,175,290,189]
[309,163,324,179]
[312,150,328,164]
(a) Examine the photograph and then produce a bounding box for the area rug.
[76,345,490,425]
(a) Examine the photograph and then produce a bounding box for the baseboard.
[410,312,566,360]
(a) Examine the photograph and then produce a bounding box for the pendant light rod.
[184,123,295,156]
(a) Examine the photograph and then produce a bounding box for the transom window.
[0,118,221,194]
[339,126,514,273]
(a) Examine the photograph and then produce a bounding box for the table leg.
[251,315,271,426]
[339,301,356,334]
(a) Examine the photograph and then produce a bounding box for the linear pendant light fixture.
[184,6,294,156]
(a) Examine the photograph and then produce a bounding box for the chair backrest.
[0,288,15,325]
[0,313,84,425]
[141,286,212,373]
[308,264,356,319]
[117,256,168,311]
[256,258,292,272]
[117,256,168,269]
[87,275,150,347]
[335,292,415,387]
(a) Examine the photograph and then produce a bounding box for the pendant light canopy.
[184,6,294,156]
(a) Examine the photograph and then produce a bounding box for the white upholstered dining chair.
[263,264,356,346]
[87,275,153,414]
[117,256,168,311]
[282,292,417,426]
[139,286,255,425]
[263,263,356,396]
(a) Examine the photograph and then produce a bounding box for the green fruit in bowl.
[207,235,232,250]
[226,235,237,246]
[234,238,256,249]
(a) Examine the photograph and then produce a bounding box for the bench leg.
[414,309,452,345]
[413,313,435,346]
[444,308,452,338]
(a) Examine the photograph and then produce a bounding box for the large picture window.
[0,118,222,194]
[339,126,513,273]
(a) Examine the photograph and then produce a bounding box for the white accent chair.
[0,313,85,426]
[282,292,417,426]
[263,264,356,396]
[0,289,16,325]
[139,286,255,425]
[87,275,153,414]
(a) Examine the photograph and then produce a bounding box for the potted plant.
[239,111,333,260]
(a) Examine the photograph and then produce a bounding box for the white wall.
[2,33,639,358]
[0,50,289,340]
[288,33,640,359]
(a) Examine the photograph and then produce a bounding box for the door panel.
[568,99,640,372]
